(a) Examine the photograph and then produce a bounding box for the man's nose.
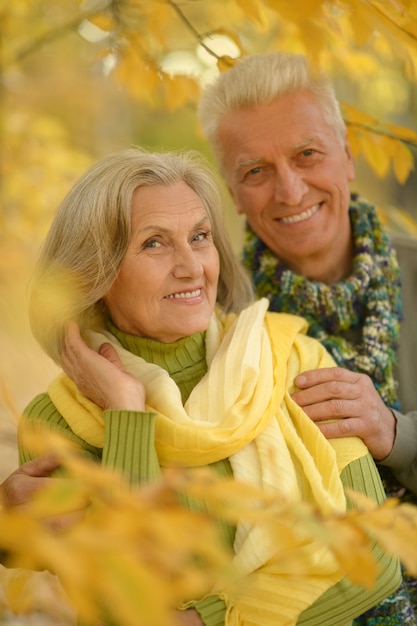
[274,165,308,206]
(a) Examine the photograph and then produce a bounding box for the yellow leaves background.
[2,0,417,246]
[343,103,417,183]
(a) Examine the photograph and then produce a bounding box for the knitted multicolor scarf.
[242,195,403,410]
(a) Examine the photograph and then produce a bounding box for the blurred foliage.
[2,0,417,242]
[2,2,417,623]
[1,431,417,625]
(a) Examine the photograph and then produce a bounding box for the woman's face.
[104,181,220,342]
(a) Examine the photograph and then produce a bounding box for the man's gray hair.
[198,52,346,170]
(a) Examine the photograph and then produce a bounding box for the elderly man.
[198,51,417,624]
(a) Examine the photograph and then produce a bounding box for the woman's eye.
[193,231,208,242]
[143,238,160,249]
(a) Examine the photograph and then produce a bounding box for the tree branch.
[369,0,417,45]
[7,1,112,65]
[165,0,233,65]
[346,120,417,150]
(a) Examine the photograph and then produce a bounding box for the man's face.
[218,90,356,276]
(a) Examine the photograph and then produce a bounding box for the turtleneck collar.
[105,318,207,403]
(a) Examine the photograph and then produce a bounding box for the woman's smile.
[165,288,203,300]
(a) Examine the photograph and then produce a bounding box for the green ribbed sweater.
[19,322,401,626]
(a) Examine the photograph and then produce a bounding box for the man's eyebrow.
[292,136,319,151]
[236,156,265,172]
[235,136,321,172]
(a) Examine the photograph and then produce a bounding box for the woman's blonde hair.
[30,147,253,362]
[198,52,346,174]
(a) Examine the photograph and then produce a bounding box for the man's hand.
[292,367,397,461]
[0,456,87,531]
[0,455,61,508]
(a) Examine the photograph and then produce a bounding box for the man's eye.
[301,149,314,157]
[248,166,262,175]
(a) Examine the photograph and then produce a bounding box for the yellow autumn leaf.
[0,511,43,564]
[359,132,391,178]
[265,0,324,21]
[296,20,329,64]
[179,471,268,518]
[342,102,376,126]
[342,104,417,182]
[386,120,417,143]
[324,518,379,588]
[337,51,381,79]
[43,532,106,620]
[3,570,35,615]
[95,551,167,626]
[236,0,267,27]
[392,139,415,183]
[111,33,161,105]
[217,55,238,72]
[87,13,116,32]
[29,478,90,519]
[354,504,417,575]
[141,1,177,47]
[262,0,329,61]
[366,0,417,63]
[0,567,74,622]
[162,74,201,110]
[346,0,375,46]
[346,125,363,158]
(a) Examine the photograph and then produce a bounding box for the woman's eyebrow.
[135,215,210,236]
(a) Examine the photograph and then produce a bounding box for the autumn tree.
[2,0,417,241]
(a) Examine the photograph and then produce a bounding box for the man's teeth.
[280,204,319,224]
[167,289,201,299]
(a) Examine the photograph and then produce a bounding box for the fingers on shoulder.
[319,416,358,439]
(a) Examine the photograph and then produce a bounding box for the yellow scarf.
[49,299,368,625]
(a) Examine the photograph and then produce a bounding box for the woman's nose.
[172,246,203,278]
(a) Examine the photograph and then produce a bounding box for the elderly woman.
[19,148,400,626]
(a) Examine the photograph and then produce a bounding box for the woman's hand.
[292,367,397,461]
[61,322,146,411]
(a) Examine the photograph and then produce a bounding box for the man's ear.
[227,184,245,215]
